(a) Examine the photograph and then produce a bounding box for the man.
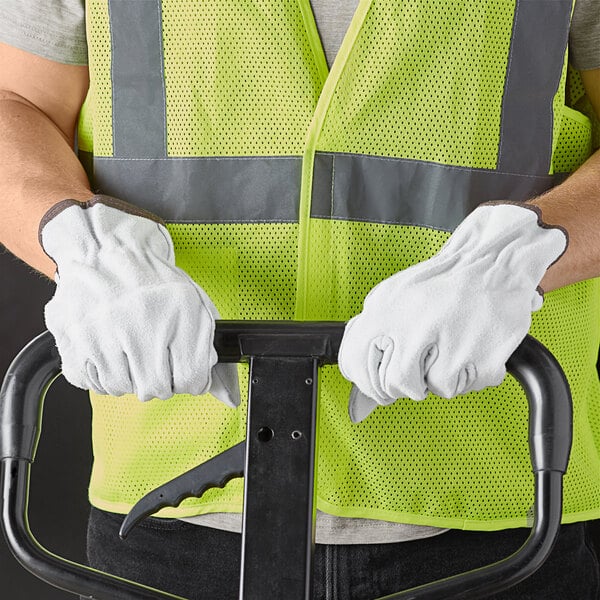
[1,1,599,598]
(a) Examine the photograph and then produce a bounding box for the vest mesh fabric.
[161,0,326,156]
[83,0,600,530]
[303,220,600,526]
[551,107,592,174]
[86,0,112,156]
[316,1,514,167]
[298,0,600,527]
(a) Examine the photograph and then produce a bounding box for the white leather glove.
[40,195,239,406]
[338,203,567,423]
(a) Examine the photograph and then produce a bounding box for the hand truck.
[0,322,572,599]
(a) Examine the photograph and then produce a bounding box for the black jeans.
[86,507,600,600]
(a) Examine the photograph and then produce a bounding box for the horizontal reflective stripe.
[91,152,564,228]
[311,153,564,231]
[497,0,571,174]
[92,156,302,223]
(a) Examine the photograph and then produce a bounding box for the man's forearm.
[534,69,600,293]
[0,91,93,278]
[532,148,600,292]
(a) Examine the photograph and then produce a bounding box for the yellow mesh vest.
[79,0,600,530]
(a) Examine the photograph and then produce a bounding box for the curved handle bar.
[0,323,572,600]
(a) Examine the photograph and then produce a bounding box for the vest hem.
[88,494,600,530]
[88,496,244,519]
[316,497,600,531]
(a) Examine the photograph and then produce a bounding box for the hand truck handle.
[0,324,572,600]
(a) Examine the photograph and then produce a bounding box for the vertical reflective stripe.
[497,0,571,175]
[108,0,167,159]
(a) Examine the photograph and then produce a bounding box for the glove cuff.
[480,200,569,266]
[38,194,165,247]
[39,195,172,277]
[479,200,569,297]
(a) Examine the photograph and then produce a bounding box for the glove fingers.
[470,359,507,393]
[58,336,133,397]
[124,343,175,401]
[531,289,544,312]
[83,360,108,396]
[366,336,391,402]
[86,350,137,397]
[163,283,218,397]
[456,362,478,395]
[169,333,216,397]
[348,385,379,423]
[426,358,477,398]
[125,286,217,401]
[339,317,384,403]
[376,337,429,401]
[209,363,241,408]
[193,281,221,321]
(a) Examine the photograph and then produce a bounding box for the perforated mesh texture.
[568,66,587,108]
[551,107,592,174]
[89,223,298,514]
[551,52,570,170]
[317,1,514,168]
[89,382,247,515]
[169,224,299,321]
[85,0,600,528]
[86,0,112,156]
[161,0,324,156]
[302,221,600,527]
[569,68,600,152]
[550,55,599,171]
[90,219,600,526]
[77,96,94,154]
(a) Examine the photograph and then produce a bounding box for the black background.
[0,248,599,599]
[0,250,92,599]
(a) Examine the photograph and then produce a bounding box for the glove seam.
[38,194,166,248]
[480,200,569,294]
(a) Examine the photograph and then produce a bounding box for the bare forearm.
[0,91,93,278]
[532,148,600,292]
[531,68,600,293]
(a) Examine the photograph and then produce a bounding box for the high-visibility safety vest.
[79,0,600,530]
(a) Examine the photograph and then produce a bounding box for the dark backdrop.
[0,249,92,599]
[0,247,599,599]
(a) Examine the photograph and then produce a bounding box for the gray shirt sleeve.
[0,0,87,66]
[0,0,598,71]
[570,0,600,70]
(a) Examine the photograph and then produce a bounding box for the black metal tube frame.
[0,322,573,599]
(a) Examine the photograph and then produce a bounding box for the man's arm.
[535,69,600,292]
[340,70,600,412]
[0,42,93,278]
[0,44,239,404]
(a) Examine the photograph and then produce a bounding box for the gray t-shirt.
[1,0,599,69]
[0,0,87,66]
[0,0,598,545]
[570,0,600,70]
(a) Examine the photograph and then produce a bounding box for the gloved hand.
[338,202,567,423]
[40,195,239,406]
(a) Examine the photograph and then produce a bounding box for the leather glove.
[40,195,239,406]
[338,202,567,423]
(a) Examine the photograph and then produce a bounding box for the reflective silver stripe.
[93,153,562,227]
[497,0,571,175]
[108,0,167,159]
[93,156,302,223]
[310,153,563,231]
